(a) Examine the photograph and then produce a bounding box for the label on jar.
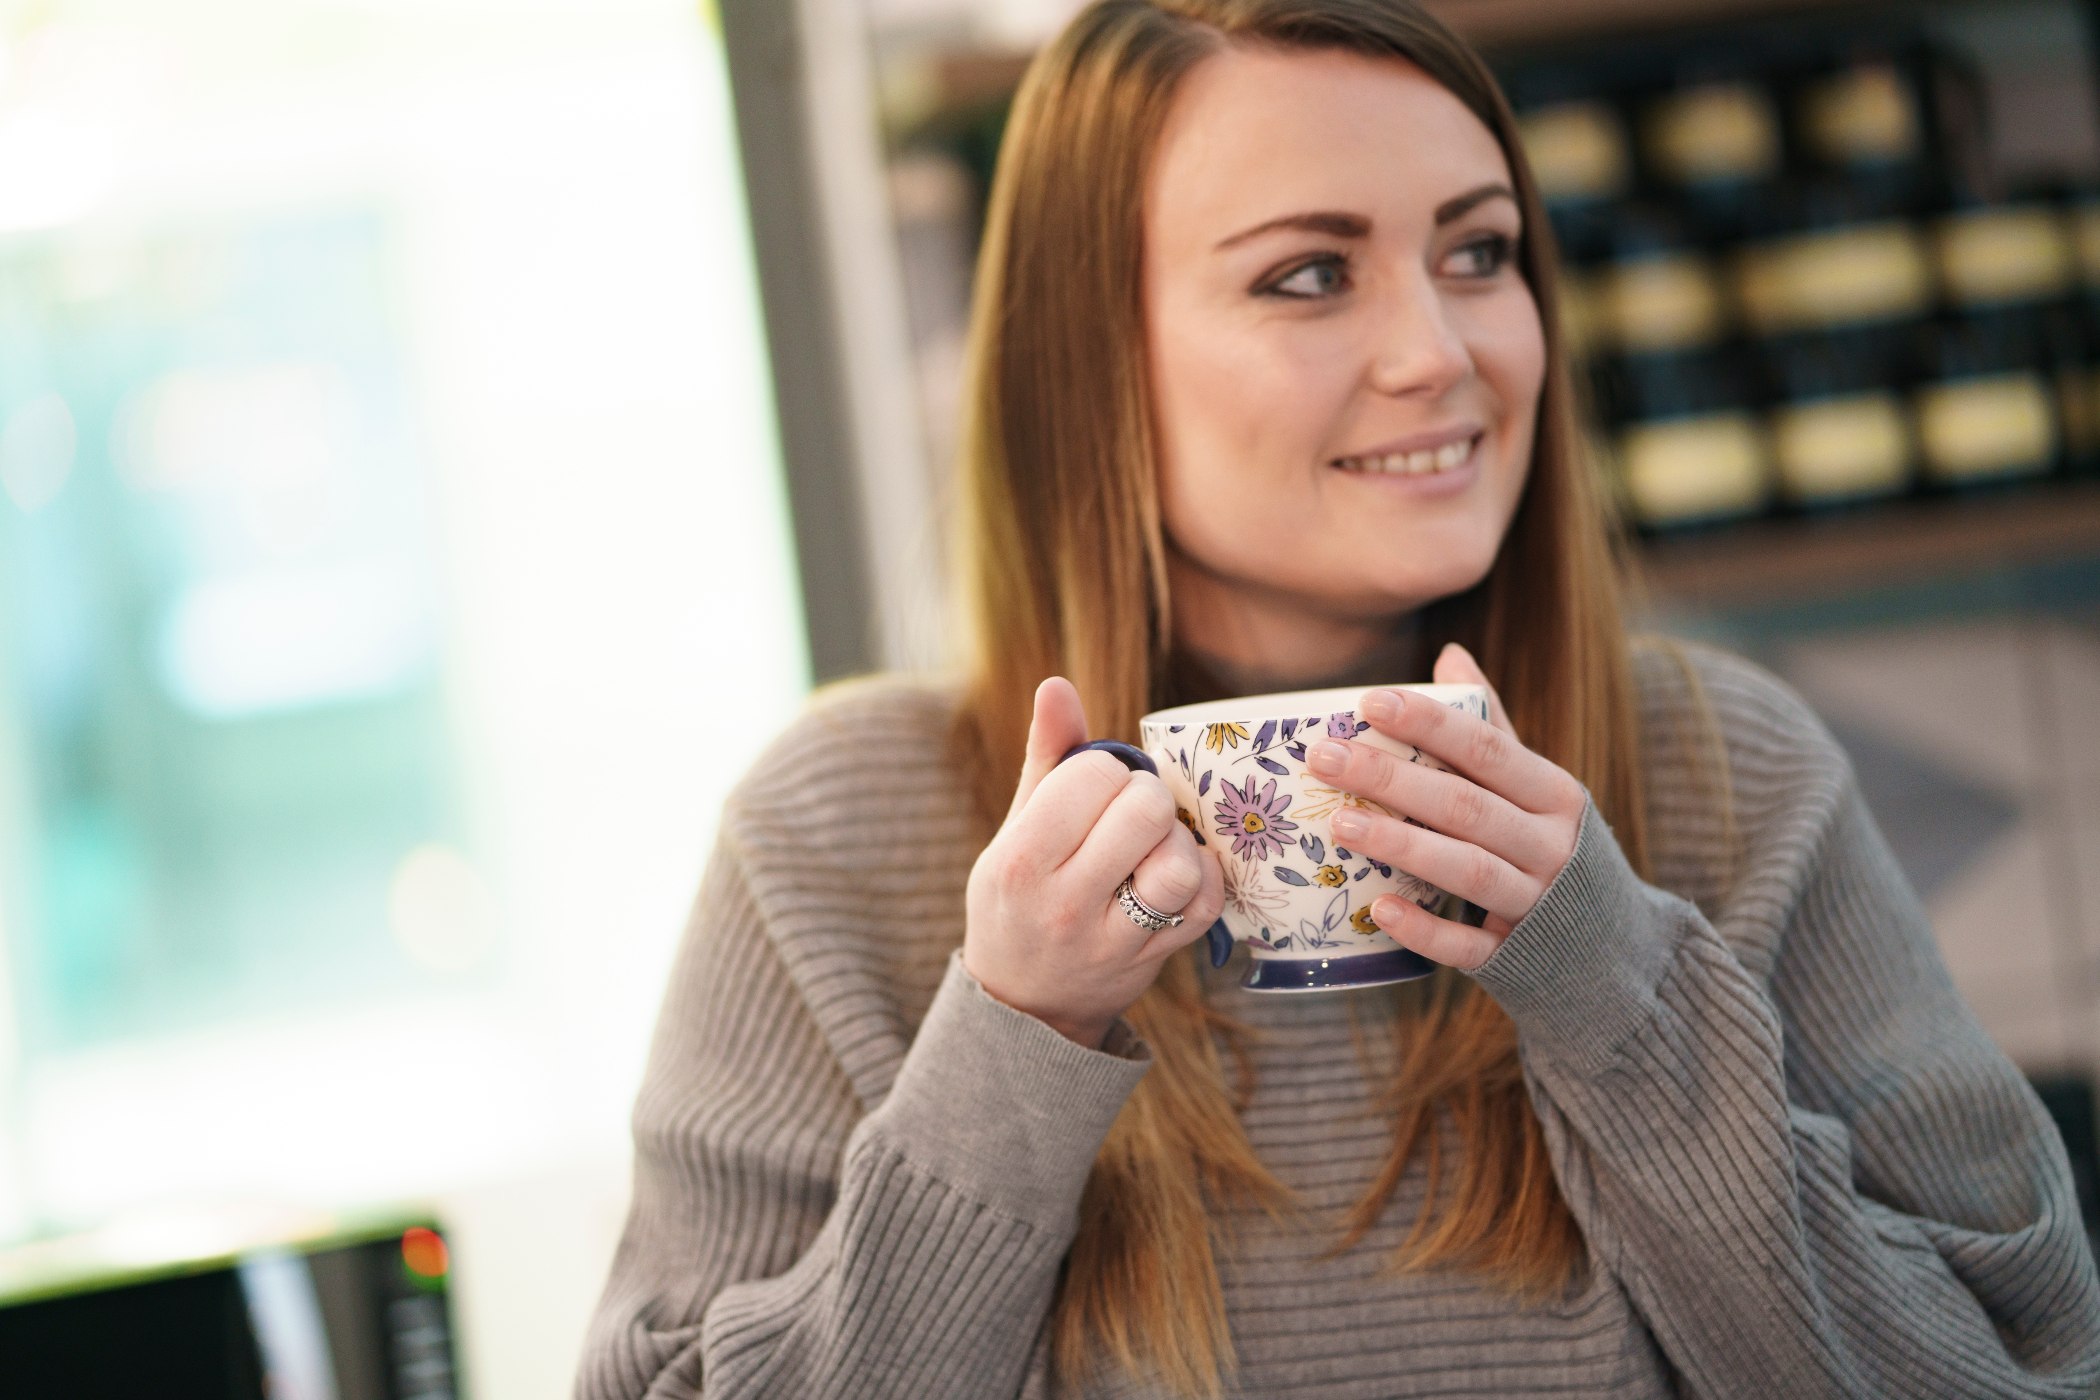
[1936,207,2076,306]
[1735,224,1933,334]
[1800,65,1920,166]
[1619,412,1769,523]
[1605,253,1726,353]
[1520,102,1631,203]
[1772,393,1910,500]
[1645,84,1781,185]
[1915,373,2057,480]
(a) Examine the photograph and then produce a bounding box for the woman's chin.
[1348,540,1502,609]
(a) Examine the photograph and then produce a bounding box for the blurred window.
[0,0,807,1237]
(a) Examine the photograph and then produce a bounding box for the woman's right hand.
[963,676,1225,1049]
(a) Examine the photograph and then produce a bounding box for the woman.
[577,2,2100,1396]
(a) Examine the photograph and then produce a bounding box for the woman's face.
[1142,45,1545,673]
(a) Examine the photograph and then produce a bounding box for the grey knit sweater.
[576,642,2100,1398]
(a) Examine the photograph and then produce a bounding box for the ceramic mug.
[1103,683,1490,991]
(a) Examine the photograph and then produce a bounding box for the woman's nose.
[1367,276,1472,398]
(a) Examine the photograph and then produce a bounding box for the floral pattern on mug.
[1212,774,1298,861]
[1326,712,1370,739]
[1142,685,1491,970]
[1221,857,1288,928]
[1259,889,1355,952]
[1290,784,1394,825]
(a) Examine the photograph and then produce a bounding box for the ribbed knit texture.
[575,642,2100,1398]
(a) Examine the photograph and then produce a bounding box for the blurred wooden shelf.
[1424,0,1875,47]
[886,0,1937,134]
[1636,481,2100,609]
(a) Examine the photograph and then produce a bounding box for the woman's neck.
[1178,613,1426,697]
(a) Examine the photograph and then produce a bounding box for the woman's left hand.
[1308,642,1588,971]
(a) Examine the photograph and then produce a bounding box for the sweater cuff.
[1471,798,1689,1075]
[859,950,1151,1233]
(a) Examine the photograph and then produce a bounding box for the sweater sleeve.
[573,823,1151,1400]
[1471,703,2100,1398]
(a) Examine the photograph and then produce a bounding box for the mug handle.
[1059,740,1233,968]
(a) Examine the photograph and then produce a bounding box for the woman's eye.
[1263,254,1350,299]
[1445,233,1516,278]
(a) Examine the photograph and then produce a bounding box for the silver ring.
[1116,875,1185,932]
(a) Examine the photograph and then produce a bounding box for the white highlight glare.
[155,564,432,718]
[237,1249,341,1400]
[0,111,117,234]
[389,844,500,974]
[113,363,352,500]
[0,392,79,513]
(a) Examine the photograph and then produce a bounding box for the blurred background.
[0,0,807,1393]
[0,0,2096,1394]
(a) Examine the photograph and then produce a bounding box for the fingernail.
[1331,809,1368,840]
[1362,690,1397,722]
[1309,740,1347,773]
[1372,896,1402,924]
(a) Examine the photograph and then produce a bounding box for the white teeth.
[1335,434,1478,475]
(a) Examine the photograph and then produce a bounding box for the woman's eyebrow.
[1211,183,1516,252]
[1433,183,1516,225]
[1213,210,1368,251]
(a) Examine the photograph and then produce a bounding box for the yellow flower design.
[1351,905,1380,934]
[1176,807,1200,836]
[1201,721,1252,753]
[1239,811,1267,834]
[1314,864,1346,887]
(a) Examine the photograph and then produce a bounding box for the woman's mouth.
[1330,431,1484,477]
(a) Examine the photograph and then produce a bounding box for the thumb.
[1432,642,1516,736]
[1008,675,1091,819]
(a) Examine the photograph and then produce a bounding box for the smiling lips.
[1332,431,1483,476]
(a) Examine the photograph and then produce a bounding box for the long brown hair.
[943,3,1654,1394]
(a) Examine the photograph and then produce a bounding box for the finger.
[1126,825,1206,921]
[1006,746,1132,873]
[1008,676,1091,821]
[1370,892,1504,972]
[1362,685,1583,817]
[1062,769,1179,895]
[1138,837,1225,962]
[1432,642,1514,735]
[1312,736,1561,874]
[1337,809,1539,923]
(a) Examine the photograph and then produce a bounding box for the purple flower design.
[1326,711,1357,738]
[1212,774,1299,861]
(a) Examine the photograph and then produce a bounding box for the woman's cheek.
[1480,288,1546,398]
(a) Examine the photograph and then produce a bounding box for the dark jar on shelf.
[1639,70,1785,245]
[1762,330,1916,508]
[1911,312,2063,489]
[1611,348,1774,530]
[1914,190,2077,487]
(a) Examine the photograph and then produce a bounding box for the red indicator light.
[402,1226,450,1278]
